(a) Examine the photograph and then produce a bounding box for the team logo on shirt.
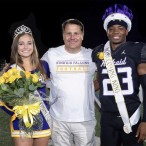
[100,57,127,67]
[56,60,90,73]
[121,50,126,54]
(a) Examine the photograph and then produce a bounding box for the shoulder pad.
[92,44,104,55]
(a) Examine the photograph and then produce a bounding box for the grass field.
[0,108,13,146]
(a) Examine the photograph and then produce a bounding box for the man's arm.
[136,63,146,142]
[94,71,100,91]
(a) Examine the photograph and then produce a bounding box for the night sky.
[0,0,146,62]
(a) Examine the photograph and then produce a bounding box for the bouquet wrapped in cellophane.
[0,67,45,135]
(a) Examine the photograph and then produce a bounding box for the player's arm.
[136,63,146,142]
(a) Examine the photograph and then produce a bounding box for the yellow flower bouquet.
[0,67,44,134]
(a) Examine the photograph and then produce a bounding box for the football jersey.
[92,42,146,114]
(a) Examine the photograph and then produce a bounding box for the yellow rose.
[11,67,18,73]
[7,69,13,75]
[2,67,20,80]
[32,74,39,83]
[25,71,31,79]
[0,76,5,84]
[7,75,17,83]
[98,52,104,60]
[12,68,21,78]
[3,72,10,79]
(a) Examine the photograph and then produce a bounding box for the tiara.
[13,25,32,38]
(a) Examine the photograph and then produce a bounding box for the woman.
[1,25,51,146]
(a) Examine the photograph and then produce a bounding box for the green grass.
[95,103,101,136]
[0,108,14,146]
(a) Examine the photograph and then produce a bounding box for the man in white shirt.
[42,19,97,146]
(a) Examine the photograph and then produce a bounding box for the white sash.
[33,90,52,128]
[10,64,52,128]
[103,41,140,134]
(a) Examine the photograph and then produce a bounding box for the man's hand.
[0,63,10,76]
[136,122,146,143]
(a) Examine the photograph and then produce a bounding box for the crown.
[102,4,133,32]
[13,25,32,38]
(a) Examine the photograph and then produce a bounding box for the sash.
[10,64,52,128]
[33,90,52,129]
[103,41,133,134]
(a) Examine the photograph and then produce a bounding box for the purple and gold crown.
[13,25,32,38]
[102,4,133,32]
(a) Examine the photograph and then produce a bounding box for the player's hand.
[136,122,146,143]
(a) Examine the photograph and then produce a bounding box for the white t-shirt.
[42,45,96,122]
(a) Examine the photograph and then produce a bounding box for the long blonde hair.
[10,32,47,80]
